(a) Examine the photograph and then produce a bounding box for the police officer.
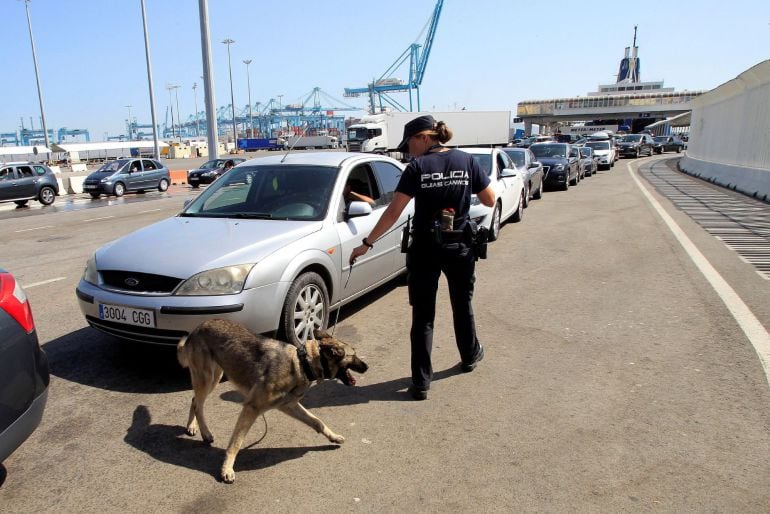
[349,115,496,400]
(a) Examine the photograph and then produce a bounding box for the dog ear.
[320,343,345,360]
[313,329,332,341]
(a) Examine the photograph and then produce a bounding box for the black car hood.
[535,157,569,166]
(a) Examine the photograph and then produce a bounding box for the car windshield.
[621,135,643,142]
[469,154,492,177]
[654,136,668,142]
[200,159,226,170]
[586,141,609,150]
[581,148,592,156]
[530,144,567,159]
[503,150,525,167]
[95,160,128,173]
[181,164,338,221]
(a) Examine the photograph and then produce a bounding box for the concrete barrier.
[169,170,188,185]
[71,163,88,173]
[56,177,66,194]
[67,176,86,194]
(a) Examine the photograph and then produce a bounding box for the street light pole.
[198,0,219,159]
[243,59,253,138]
[166,84,178,139]
[139,0,160,159]
[23,0,50,149]
[125,105,133,139]
[173,85,182,142]
[192,82,200,137]
[222,38,237,150]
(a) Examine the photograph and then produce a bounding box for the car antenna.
[280,122,311,163]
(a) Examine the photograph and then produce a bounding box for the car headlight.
[175,264,254,296]
[100,178,110,183]
[83,254,99,285]
[553,164,565,171]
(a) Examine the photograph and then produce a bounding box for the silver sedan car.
[76,152,412,345]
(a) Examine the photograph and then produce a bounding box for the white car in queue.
[465,147,525,241]
[76,152,413,346]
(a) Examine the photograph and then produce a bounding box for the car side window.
[17,166,34,178]
[142,159,157,171]
[129,161,141,172]
[33,165,47,175]
[371,160,402,206]
[0,167,13,181]
[496,153,509,175]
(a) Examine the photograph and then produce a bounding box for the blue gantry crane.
[344,0,443,113]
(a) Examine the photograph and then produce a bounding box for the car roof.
[502,147,526,153]
[239,151,400,168]
[459,147,502,155]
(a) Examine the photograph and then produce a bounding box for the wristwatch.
[362,238,373,249]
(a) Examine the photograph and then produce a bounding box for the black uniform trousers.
[406,240,482,390]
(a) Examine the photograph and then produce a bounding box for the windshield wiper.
[230,212,273,219]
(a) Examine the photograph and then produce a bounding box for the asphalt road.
[1,155,768,512]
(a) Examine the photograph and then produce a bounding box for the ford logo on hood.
[124,277,140,287]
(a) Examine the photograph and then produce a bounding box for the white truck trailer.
[346,111,511,155]
[285,135,338,149]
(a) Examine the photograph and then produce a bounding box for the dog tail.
[177,335,191,369]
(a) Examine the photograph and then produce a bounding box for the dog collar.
[297,343,318,381]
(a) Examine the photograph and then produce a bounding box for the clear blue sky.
[2,0,769,140]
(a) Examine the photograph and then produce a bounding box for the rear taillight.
[0,272,35,333]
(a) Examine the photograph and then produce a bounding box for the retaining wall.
[680,59,770,202]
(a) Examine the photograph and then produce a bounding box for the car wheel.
[533,179,543,200]
[158,178,169,192]
[512,192,524,223]
[190,184,200,189]
[89,193,100,199]
[14,200,29,207]
[523,183,530,208]
[113,182,126,197]
[487,203,502,242]
[38,186,56,205]
[570,171,578,186]
[281,271,329,345]
[635,149,640,159]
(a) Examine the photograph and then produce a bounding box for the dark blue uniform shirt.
[395,148,490,233]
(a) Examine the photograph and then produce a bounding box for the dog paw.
[202,431,214,444]
[221,467,235,484]
[186,425,198,437]
[328,433,345,445]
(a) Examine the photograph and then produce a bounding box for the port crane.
[344,0,443,113]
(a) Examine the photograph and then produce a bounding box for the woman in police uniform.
[349,115,496,400]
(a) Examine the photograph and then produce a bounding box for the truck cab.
[347,124,386,153]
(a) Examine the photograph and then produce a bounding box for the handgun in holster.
[400,215,412,253]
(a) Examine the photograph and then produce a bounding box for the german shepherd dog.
[177,319,368,483]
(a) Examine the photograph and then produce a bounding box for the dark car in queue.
[82,158,170,198]
[617,134,655,158]
[187,158,246,188]
[578,146,598,177]
[0,162,59,207]
[652,135,685,154]
[502,147,544,205]
[529,143,580,191]
[0,269,49,464]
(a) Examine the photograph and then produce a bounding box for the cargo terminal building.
[516,29,704,137]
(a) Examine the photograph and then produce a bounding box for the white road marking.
[82,215,115,222]
[629,162,770,386]
[139,208,162,214]
[24,277,67,288]
[14,225,54,233]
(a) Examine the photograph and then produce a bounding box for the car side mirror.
[346,200,373,219]
[500,168,517,178]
